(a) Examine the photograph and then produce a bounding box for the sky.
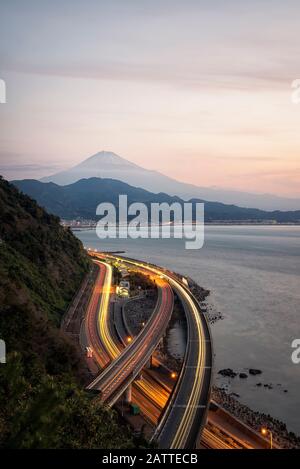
[0,0,300,197]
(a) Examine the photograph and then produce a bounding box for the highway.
[81,260,168,425]
[155,276,212,448]
[112,295,173,423]
[87,271,174,406]
[80,260,112,368]
[111,289,249,450]
[90,253,212,449]
[82,258,172,421]
[82,253,265,450]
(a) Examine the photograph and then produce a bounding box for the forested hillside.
[0,177,136,448]
[13,177,300,223]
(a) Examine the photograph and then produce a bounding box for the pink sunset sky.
[0,0,300,197]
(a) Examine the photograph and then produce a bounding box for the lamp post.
[261,427,273,449]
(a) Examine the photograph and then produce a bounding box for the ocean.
[75,225,300,434]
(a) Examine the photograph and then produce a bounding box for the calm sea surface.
[76,225,300,433]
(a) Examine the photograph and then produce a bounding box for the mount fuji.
[40,151,300,210]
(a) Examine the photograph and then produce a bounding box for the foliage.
[0,353,134,448]
[0,177,138,448]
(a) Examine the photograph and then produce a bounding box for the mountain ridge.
[39,151,300,211]
[13,177,300,223]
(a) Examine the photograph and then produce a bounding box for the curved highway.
[80,260,112,368]
[155,276,212,448]
[94,253,213,449]
[84,252,212,449]
[87,272,174,406]
[83,257,173,418]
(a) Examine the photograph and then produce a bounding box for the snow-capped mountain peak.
[40,151,300,210]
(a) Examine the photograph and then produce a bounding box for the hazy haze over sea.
[76,225,300,433]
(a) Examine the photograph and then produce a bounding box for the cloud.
[0,163,60,172]
[0,162,63,181]
[2,55,296,93]
[1,0,299,94]
[214,155,280,162]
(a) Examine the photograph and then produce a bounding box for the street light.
[171,372,177,379]
[261,427,273,449]
[127,336,132,344]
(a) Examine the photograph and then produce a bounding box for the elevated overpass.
[86,252,213,448]
[87,267,174,406]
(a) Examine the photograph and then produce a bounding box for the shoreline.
[212,386,300,449]
[186,274,300,449]
[154,271,300,448]
[69,222,300,231]
[77,246,300,448]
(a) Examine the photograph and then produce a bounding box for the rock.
[218,368,237,378]
[284,389,288,393]
[239,373,248,379]
[263,384,273,389]
[249,368,262,376]
[256,382,262,387]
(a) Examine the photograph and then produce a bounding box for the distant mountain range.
[13,177,300,223]
[39,151,300,211]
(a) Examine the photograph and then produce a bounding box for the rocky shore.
[218,367,263,379]
[217,367,289,394]
[122,265,299,448]
[212,386,300,449]
[186,276,300,448]
[186,276,224,324]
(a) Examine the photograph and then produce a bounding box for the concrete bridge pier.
[124,384,132,403]
[145,354,156,369]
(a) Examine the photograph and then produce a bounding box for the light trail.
[89,255,252,450]
[86,258,170,420]
[96,261,120,360]
[97,281,173,403]
[84,261,110,368]
[92,253,212,449]
[168,280,206,448]
[86,259,174,409]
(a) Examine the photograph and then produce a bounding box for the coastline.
[73,231,300,447]
[187,274,300,449]
[212,386,300,449]
[147,269,300,448]
[68,222,300,232]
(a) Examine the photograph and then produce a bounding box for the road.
[112,296,173,424]
[82,253,269,450]
[155,276,212,448]
[111,291,253,449]
[81,259,172,422]
[75,253,273,450]
[87,272,174,406]
[80,260,114,368]
[90,253,212,449]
